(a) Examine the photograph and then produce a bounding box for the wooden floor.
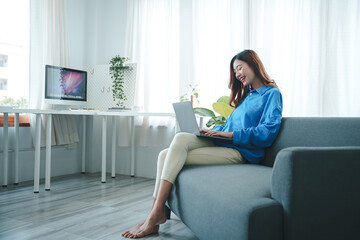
[0,173,198,240]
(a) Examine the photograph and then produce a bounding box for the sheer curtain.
[124,0,246,115]
[191,0,247,109]
[30,0,79,146]
[122,0,180,146]
[248,0,360,116]
[125,0,180,112]
[125,0,360,132]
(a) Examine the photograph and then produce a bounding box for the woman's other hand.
[200,129,233,138]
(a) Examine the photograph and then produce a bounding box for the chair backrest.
[263,117,360,167]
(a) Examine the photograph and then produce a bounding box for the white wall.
[66,0,87,69]
[82,0,128,66]
[66,0,128,67]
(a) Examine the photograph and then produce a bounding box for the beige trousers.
[153,132,245,198]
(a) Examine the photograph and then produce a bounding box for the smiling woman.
[229,50,277,108]
[122,49,283,238]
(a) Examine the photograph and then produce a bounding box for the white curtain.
[125,0,246,110]
[121,0,180,147]
[30,0,79,146]
[248,0,360,117]
[123,0,244,147]
[125,0,180,112]
[125,0,360,119]
[190,0,248,109]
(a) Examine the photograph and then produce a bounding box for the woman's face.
[233,59,257,87]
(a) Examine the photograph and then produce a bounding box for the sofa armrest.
[271,146,360,240]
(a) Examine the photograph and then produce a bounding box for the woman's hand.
[200,129,233,139]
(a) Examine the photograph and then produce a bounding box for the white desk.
[1,109,175,193]
[96,112,176,183]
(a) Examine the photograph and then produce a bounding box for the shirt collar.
[248,85,272,96]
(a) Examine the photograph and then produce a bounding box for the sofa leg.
[165,206,171,219]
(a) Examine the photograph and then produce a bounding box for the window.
[0,78,7,90]
[0,0,30,126]
[0,54,8,67]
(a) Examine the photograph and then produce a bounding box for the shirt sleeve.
[213,124,225,131]
[232,90,283,148]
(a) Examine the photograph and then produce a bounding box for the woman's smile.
[239,75,246,83]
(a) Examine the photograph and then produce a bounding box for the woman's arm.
[213,124,225,131]
[233,90,283,148]
[200,89,282,142]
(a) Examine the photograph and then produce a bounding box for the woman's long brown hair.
[229,50,277,108]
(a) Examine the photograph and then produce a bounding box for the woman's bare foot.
[124,208,167,238]
[128,224,159,239]
[124,180,173,238]
[122,222,144,238]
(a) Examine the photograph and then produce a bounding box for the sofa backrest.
[263,117,360,167]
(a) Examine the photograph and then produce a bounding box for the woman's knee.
[172,132,195,145]
[157,148,168,165]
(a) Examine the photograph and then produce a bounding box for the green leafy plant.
[0,96,28,109]
[193,96,234,128]
[109,55,130,107]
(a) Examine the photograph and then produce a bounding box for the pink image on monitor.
[60,71,84,95]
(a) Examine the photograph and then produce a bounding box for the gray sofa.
[166,117,360,240]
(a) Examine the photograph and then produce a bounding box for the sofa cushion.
[263,117,360,167]
[167,164,283,240]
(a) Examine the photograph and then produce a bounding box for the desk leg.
[111,116,116,178]
[14,113,19,185]
[2,113,8,187]
[82,116,86,173]
[45,114,52,191]
[34,114,41,193]
[101,115,107,183]
[130,116,135,177]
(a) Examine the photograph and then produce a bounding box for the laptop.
[172,101,232,142]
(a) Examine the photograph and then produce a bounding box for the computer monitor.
[44,65,87,106]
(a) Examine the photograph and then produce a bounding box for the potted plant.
[180,84,199,106]
[193,96,234,128]
[180,84,233,128]
[109,55,129,107]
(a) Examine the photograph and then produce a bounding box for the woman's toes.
[126,233,134,238]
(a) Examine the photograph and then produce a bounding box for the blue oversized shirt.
[213,85,283,164]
